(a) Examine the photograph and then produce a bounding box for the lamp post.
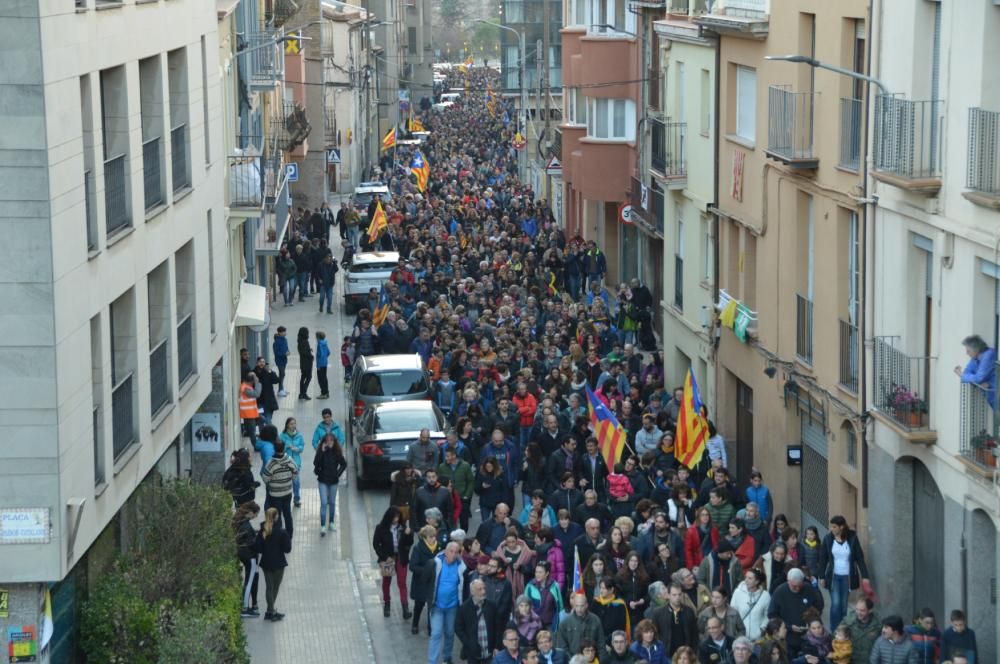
[764,55,890,94]
[477,18,527,181]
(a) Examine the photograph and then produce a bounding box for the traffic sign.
[285,162,298,182]
[545,156,562,175]
[326,149,341,164]
[619,203,634,224]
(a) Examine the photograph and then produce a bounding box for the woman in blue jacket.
[279,418,306,507]
[956,334,997,408]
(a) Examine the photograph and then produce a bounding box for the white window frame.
[735,65,757,143]
[587,0,636,36]
[566,88,587,126]
[586,98,635,141]
[569,0,587,26]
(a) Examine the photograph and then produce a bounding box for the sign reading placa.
[0,509,50,545]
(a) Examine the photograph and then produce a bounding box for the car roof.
[357,353,423,370]
[354,182,389,194]
[351,251,400,265]
[369,400,436,413]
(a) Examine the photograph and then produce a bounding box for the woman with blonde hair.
[255,507,291,621]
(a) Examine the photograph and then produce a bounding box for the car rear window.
[349,262,396,274]
[373,408,439,433]
[358,370,428,397]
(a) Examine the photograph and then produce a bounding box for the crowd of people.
[223,67,982,664]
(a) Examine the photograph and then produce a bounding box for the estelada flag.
[372,284,391,326]
[380,127,396,152]
[410,150,430,193]
[584,385,627,467]
[367,200,388,243]
[572,545,583,594]
[675,368,708,468]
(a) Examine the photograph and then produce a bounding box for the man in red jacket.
[512,382,538,452]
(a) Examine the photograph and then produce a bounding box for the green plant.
[885,383,928,413]
[971,430,998,451]
[81,479,247,663]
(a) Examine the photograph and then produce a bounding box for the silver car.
[353,401,449,489]
[347,354,431,444]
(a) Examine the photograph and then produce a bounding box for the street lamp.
[477,18,527,180]
[764,55,890,94]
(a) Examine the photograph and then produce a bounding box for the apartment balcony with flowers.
[959,365,999,475]
[871,336,936,443]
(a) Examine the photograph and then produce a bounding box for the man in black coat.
[548,473,583,516]
[767,567,824,656]
[649,582,699,657]
[697,616,735,664]
[252,356,280,424]
[455,578,504,664]
[545,437,579,492]
[410,469,454,530]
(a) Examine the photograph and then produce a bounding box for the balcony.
[324,101,337,147]
[228,143,282,214]
[650,118,687,186]
[243,28,285,91]
[104,153,130,236]
[795,294,813,364]
[111,372,135,460]
[177,314,194,385]
[716,289,758,341]
[872,95,943,194]
[766,86,818,170]
[839,97,863,171]
[964,107,1000,209]
[142,136,163,211]
[149,339,170,419]
[872,336,936,442]
[271,100,311,153]
[629,176,664,235]
[839,318,859,393]
[959,375,999,474]
[693,0,769,39]
[171,123,190,192]
[254,165,291,255]
[666,0,712,15]
[320,22,336,57]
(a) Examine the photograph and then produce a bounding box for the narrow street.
[243,272,488,663]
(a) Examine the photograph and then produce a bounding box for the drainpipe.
[711,30,721,409]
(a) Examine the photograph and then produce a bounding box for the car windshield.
[349,261,396,274]
[373,408,439,433]
[358,370,429,397]
[354,192,391,208]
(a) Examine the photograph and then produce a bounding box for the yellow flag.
[719,298,738,329]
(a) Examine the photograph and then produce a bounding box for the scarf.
[594,594,631,641]
[744,515,763,532]
[726,534,743,549]
[699,525,714,557]
[804,538,819,549]
[516,610,543,642]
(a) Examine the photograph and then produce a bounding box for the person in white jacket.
[730,568,770,640]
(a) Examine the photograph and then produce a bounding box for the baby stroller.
[341,241,355,269]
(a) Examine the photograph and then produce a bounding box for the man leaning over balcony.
[955,334,997,408]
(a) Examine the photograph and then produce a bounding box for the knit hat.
[715,540,734,554]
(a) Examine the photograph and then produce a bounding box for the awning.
[235,281,269,329]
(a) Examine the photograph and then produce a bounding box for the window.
[588,0,635,34]
[735,65,757,143]
[567,88,587,125]
[201,35,211,165]
[569,0,587,25]
[207,211,216,335]
[674,219,684,310]
[90,314,105,486]
[847,211,859,324]
[844,424,857,468]
[407,27,417,56]
[701,214,712,283]
[587,98,635,140]
[506,0,524,22]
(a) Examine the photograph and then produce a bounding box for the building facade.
[865,0,999,656]
[701,0,869,536]
[0,0,230,655]
[652,2,717,409]
[560,0,640,282]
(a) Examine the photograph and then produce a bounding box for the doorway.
[912,460,944,618]
[735,379,753,483]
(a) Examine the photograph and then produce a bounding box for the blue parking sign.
[285,162,298,182]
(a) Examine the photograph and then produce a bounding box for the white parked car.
[344,251,399,313]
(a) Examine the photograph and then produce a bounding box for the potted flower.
[885,384,928,427]
[971,430,999,468]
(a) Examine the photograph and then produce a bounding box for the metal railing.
[839,97,863,171]
[111,373,135,459]
[228,153,265,208]
[959,374,999,470]
[255,170,291,254]
[873,95,944,180]
[674,256,684,310]
[104,153,130,235]
[718,0,766,15]
[629,176,664,234]
[84,169,97,251]
[872,336,933,431]
[648,68,660,111]
[650,118,687,178]
[967,107,1000,195]
[767,86,817,162]
[796,294,814,363]
[839,318,859,393]
[142,136,163,211]
[149,339,170,417]
[272,101,311,153]
[652,186,664,234]
[243,28,285,89]
[171,123,189,192]
[177,314,194,384]
[668,0,713,13]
